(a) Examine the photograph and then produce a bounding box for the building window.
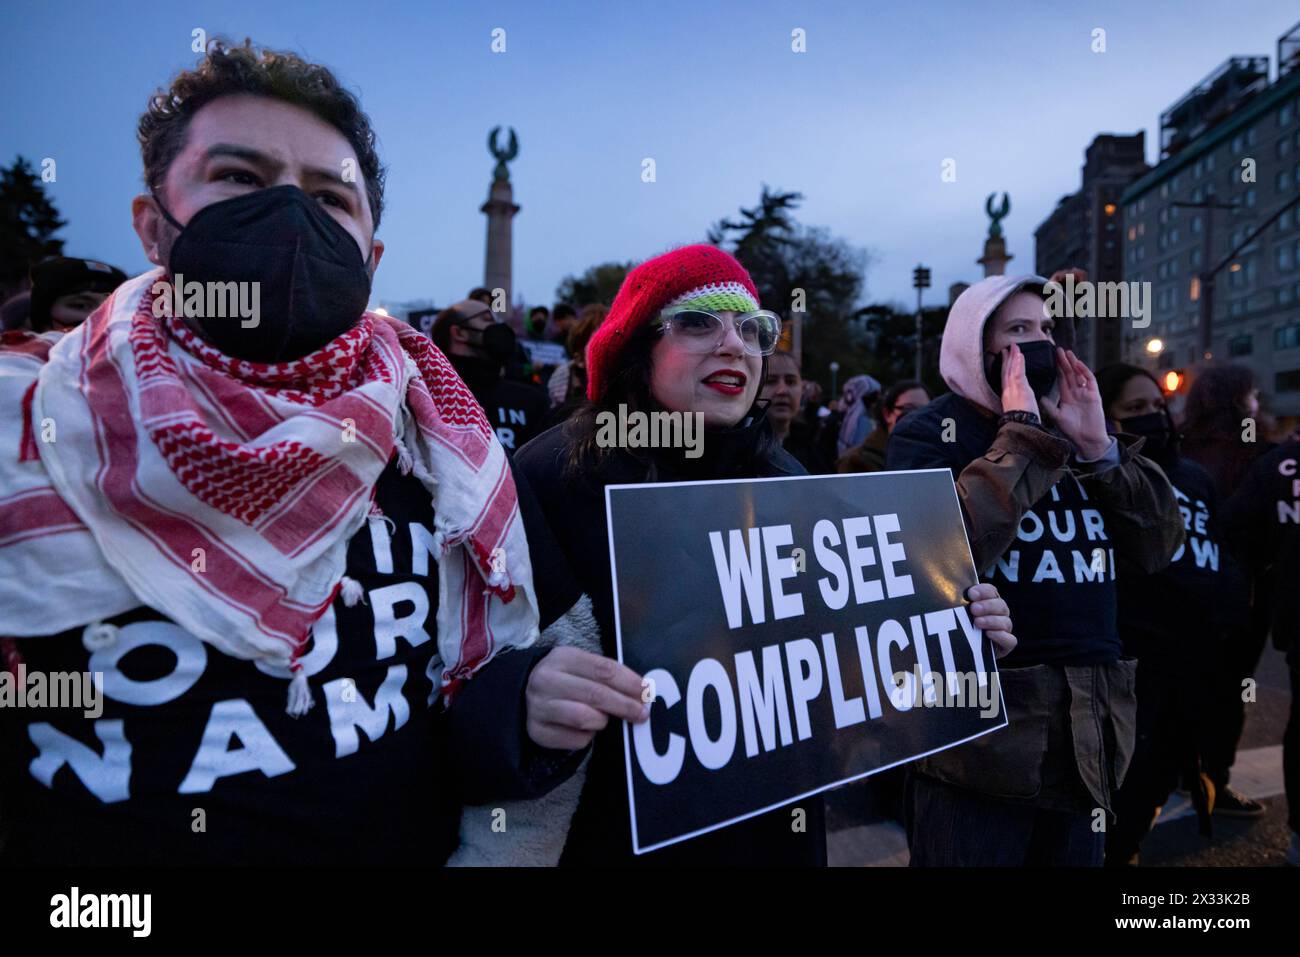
[1280,285,1294,306]
[1245,188,1257,207]
[1285,103,1296,125]
[1192,214,1203,233]
[1206,152,1216,171]
[1247,126,1259,147]
[1281,169,1293,192]
[1229,334,1253,356]
[1232,133,1245,152]
[1283,208,1295,232]
[1190,248,1202,268]
[1278,369,1300,392]
[1277,324,1300,350]
[1278,244,1294,272]
[1281,137,1293,159]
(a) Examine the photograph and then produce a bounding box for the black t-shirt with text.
[984,472,1121,667]
[0,460,456,866]
[450,354,550,454]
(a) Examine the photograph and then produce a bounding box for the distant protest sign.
[605,469,1007,854]
[519,338,567,367]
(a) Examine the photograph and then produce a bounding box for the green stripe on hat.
[671,289,759,314]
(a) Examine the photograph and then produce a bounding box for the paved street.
[828,644,1294,867]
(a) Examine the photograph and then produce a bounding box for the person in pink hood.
[886,273,1183,867]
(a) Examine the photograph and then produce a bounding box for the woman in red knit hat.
[507,245,1014,866]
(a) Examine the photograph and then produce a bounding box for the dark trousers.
[1106,663,1213,864]
[1287,667,1300,835]
[1203,589,1273,789]
[905,770,1104,867]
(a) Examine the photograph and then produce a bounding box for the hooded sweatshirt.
[887,275,1184,667]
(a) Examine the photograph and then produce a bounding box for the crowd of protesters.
[0,39,1297,870]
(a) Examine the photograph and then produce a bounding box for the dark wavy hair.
[138,38,386,227]
[560,324,776,481]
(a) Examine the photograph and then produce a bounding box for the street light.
[912,264,931,381]
[1145,338,1164,354]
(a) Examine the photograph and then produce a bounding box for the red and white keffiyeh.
[0,268,538,711]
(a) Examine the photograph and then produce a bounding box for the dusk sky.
[3,0,1297,310]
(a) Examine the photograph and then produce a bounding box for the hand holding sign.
[607,470,1014,854]
[526,646,649,750]
[964,583,1016,658]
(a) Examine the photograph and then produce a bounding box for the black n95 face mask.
[986,339,1059,399]
[157,185,373,363]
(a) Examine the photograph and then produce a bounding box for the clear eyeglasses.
[655,307,782,356]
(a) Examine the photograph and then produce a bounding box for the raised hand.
[1038,348,1110,460]
[999,343,1039,418]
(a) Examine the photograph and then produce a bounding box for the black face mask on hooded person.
[985,338,1059,401]
[155,185,373,363]
[1119,409,1180,469]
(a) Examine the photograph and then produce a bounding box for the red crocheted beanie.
[585,244,760,402]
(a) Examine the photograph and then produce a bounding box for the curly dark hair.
[138,38,386,227]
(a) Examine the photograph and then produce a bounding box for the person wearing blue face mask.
[886,273,1184,867]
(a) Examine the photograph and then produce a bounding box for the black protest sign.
[606,469,1006,855]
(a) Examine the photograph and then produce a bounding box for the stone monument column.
[481,126,520,305]
[978,191,1013,277]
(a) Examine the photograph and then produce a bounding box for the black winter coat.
[514,410,828,866]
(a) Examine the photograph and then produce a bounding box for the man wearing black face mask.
[0,40,587,868]
[431,299,550,455]
[1096,364,1249,864]
[887,274,1183,867]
